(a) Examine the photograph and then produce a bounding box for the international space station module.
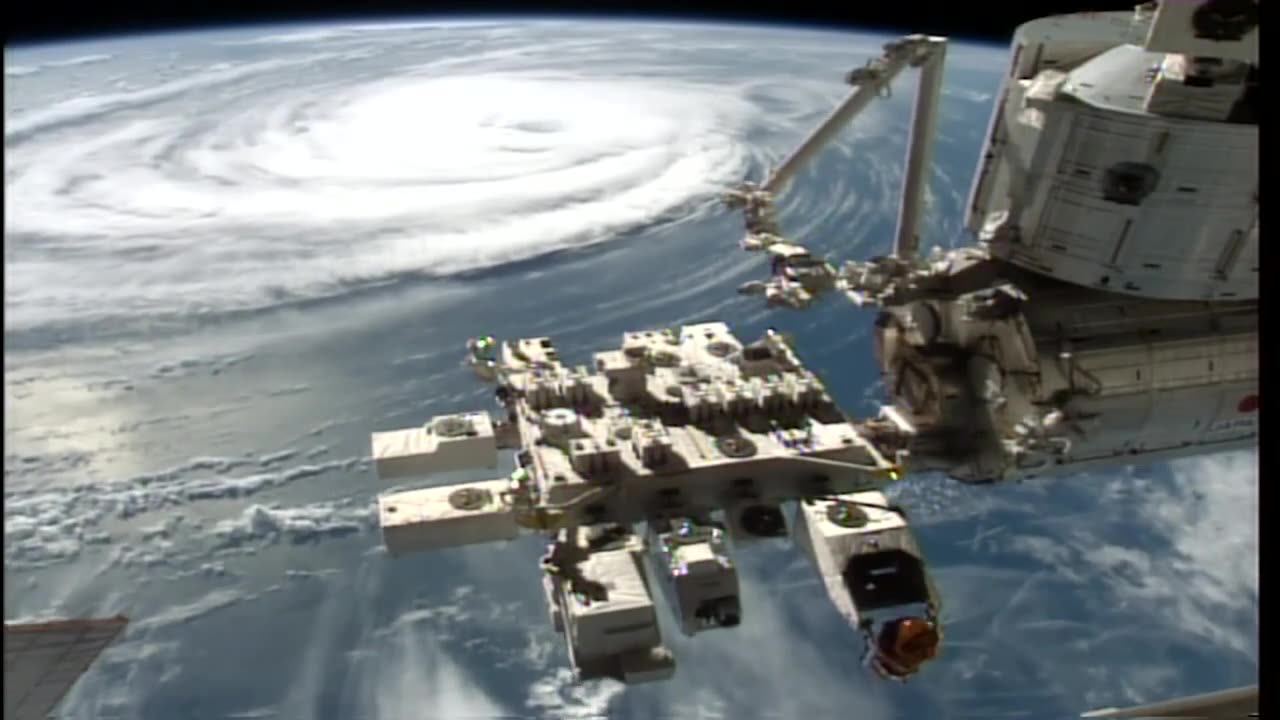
[369,0,1257,690]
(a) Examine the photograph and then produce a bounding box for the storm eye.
[1101,162,1161,206]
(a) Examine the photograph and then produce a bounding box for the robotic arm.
[726,34,948,288]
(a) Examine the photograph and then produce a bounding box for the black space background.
[7,1,1144,47]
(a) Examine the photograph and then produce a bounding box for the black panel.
[1191,0,1259,42]
[1101,162,1160,206]
[842,549,930,611]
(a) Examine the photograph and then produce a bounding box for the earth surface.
[4,19,1258,720]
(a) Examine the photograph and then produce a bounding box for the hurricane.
[4,21,961,338]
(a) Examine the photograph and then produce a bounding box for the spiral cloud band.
[4,23,900,333]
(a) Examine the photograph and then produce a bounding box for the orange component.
[877,616,940,677]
